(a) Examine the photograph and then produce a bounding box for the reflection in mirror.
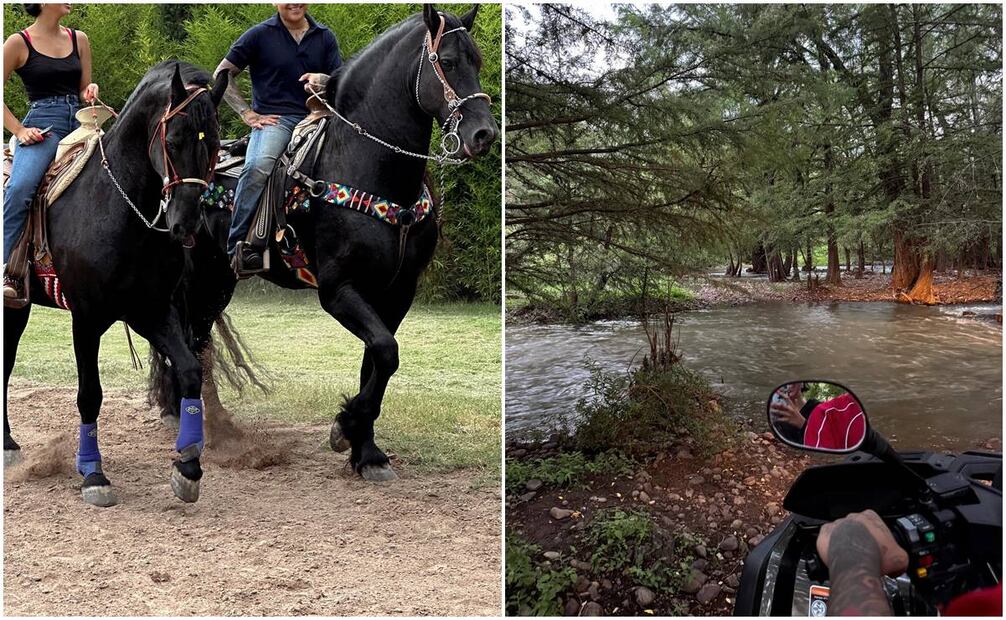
[768,381,868,453]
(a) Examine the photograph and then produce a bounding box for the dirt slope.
[3,384,501,616]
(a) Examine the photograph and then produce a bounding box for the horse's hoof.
[160,414,180,431]
[329,422,350,453]
[4,449,23,468]
[361,463,398,482]
[81,484,118,507]
[170,467,200,503]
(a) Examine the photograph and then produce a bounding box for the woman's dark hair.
[23,4,42,18]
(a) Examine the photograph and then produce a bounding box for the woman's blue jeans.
[3,95,80,263]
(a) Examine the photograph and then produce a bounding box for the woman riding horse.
[3,61,227,507]
[3,2,101,303]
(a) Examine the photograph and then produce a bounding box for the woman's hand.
[14,125,44,146]
[82,82,99,104]
[770,394,805,429]
[240,110,280,129]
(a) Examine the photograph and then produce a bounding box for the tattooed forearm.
[825,521,893,616]
[215,59,251,117]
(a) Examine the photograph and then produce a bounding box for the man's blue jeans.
[3,95,79,263]
[226,114,304,257]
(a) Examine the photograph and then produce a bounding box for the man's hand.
[15,125,44,145]
[241,110,280,129]
[300,72,329,95]
[817,510,908,615]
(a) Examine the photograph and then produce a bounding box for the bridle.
[306,12,492,165]
[149,86,216,204]
[417,12,492,159]
[100,85,216,234]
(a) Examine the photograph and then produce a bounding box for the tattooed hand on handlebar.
[817,510,909,615]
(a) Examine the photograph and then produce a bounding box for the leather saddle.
[218,100,333,281]
[3,107,112,308]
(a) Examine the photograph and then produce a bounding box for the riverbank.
[507,272,1001,324]
[505,428,812,616]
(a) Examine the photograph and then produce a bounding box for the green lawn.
[10,286,502,475]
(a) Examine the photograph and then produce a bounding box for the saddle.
[213,98,437,287]
[203,101,335,286]
[3,107,112,309]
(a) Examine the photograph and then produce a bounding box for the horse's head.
[149,63,227,247]
[416,4,498,159]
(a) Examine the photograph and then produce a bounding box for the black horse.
[3,61,227,506]
[151,5,497,481]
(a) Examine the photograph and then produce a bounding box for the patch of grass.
[586,508,655,572]
[505,450,634,495]
[506,533,577,616]
[585,509,701,596]
[10,286,501,474]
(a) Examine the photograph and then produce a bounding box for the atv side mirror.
[767,380,869,454]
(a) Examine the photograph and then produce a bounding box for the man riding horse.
[215,3,341,277]
[151,4,498,482]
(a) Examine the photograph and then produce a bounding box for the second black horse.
[151,5,498,481]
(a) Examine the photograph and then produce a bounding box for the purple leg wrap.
[76,422,102,477]
[176,398,204,456]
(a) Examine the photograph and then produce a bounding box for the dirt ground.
[692,271,1001,306]
[506,432,813,616]
[3,383,501,616]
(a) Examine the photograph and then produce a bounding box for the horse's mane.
[327,10,481,104]
[118,60,212,116]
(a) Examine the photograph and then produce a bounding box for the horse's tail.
[147,311,270,418]
[207,312,271,397]
[146,345,178,417]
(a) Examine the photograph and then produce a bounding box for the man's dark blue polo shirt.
[226,13,341,116]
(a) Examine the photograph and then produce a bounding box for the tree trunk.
[844,247,851,273]
[751,244,768,274]
[767,249,786,282]
[791,248,800,281]
[804,238,814,273]
[897,256,937,305]
[824,146,841,286]
[856,239,865,278]
[892,230,922,290]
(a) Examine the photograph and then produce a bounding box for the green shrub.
[574,361,734,457]
[585,509,702,597]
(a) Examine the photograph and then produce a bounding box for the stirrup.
[231,241,270,280]
[3,275,28,309]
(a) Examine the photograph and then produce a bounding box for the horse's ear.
[169,62,188,107]
[422,4,440,39]
[210,70,228,108]
[460,4,478,30]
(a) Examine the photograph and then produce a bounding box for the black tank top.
[14,28,82,102]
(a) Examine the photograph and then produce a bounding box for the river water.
[506,303,1002,451]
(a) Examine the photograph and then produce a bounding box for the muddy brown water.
[3,384,500,616]
[506,302,1002,451]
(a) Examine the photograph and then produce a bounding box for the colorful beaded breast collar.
[284,181,434,227]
